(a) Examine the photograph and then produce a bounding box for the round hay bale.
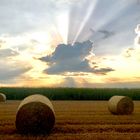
[16,94,55,134]
[0,93,6,102]
[108,96,134,115]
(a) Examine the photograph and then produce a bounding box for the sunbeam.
[56,11,69,44]
[94,0,134,31]
[72,0,98,45]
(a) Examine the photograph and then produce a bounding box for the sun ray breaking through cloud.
[72,0,98,45]
[94,0,134,31]
[56,11,69,44]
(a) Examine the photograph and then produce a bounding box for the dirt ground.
[0,101,140,140]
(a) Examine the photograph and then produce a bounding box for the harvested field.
[0,101,140,140]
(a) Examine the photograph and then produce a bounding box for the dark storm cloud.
[40,40,114,75]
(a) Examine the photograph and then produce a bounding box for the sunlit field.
[0,100,140,140]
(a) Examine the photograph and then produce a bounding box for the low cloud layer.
[0,61,32,83]
[0,40,32,83]
[40,40,114,75]
[0,48,19,58]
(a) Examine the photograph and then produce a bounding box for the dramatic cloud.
[40,40,114,75]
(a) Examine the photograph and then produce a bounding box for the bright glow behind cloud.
[56,11,69,44]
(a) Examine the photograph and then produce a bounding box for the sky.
[0,0,140,88]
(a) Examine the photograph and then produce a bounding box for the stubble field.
[0,101,140,140]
